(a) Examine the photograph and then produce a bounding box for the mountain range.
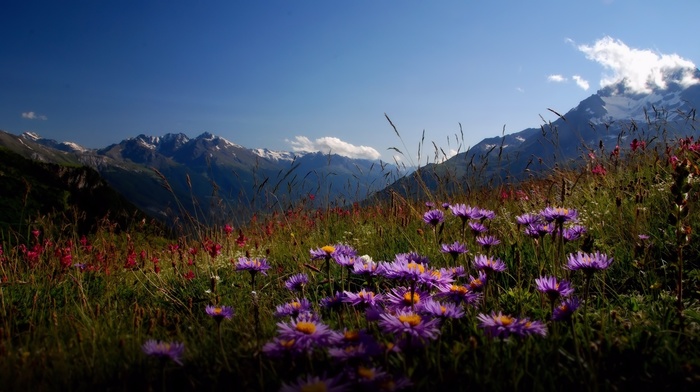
[0,130,403,227]
[382,70,700,200]
[2,69,699,225]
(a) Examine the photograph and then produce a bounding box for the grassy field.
[1,126,700,391]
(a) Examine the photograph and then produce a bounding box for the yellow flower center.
[291,301,301,309]
[451,285,468,294]
[398,314,422,327]
[213,307,223,315]
[280,339,295,349]
[321,245,335,255]
[496,315,514,326]
[344,330,360,341]
[357,366,376,380]
[296,321,317,334]
[440,306,447,314]
[470,280,482,289]
[300,381,328,392]
[403,292,420,304]
[407,262,425,274]
[559,305,569,312]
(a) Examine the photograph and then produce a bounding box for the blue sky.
[2,0,700,163]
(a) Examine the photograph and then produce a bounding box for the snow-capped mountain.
[0,130,397,223]
[382,69,700,198]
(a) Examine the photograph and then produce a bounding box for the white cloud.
[288,135,381,160]
[572,75,590,91]
[577,36,700,93]
[21,111,47,120]
[547,74,567,83]
[515,87,525,93]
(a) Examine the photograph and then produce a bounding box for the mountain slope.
[379,71,700,201]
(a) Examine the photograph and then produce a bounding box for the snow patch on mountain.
[252,148,300,162]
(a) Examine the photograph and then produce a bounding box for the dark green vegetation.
[1,121,700,391]
[0,147,153,236]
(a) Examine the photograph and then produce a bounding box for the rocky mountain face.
[0,130,399,226]
[381,70,700,200]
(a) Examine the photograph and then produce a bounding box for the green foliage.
[2,126,700,391]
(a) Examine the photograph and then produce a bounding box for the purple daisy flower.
[446,265,467,278]
[473,254,507,273]
[552,297,581,322]
[262,337,305,358]
[334,254,358,268]
[343,289,382,309]
[423,209,445,226]
[468,221,489,235]
[280,373,349,392]
[440,241,469,259]
[477,311,523,339]
[385,286,430,311]
[310,245,337,260]
[276,317,339,350]
[420,298,465,319]
[478,208,496,221]
[540,206,578,224]
[425,201,436,209]
[351,257,380,276]
[476,235,501,249]
[517,318,548,337]
[142,340,185,365]
[320,291,346,311]
[468,271,488,292]
[524,222,554,238]
[275,298,313,318]
[566,251,613,274]
[441,202,451,210]
[436,284,481,305]
[562,225,587,242]
[234,257,271,275]
[417,267,454,290]
[205,305,234,322]
[450,203,481,221]
[284,273,309,292]
[378,310,441,340]
[516,213,541,226]
[535,275,575,302]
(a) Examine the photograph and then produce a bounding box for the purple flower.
[275,298,313,318]
[420,298,465,319]
[142,340,185,365]
[468,221,488,235]
[343,289,382,309]
[524,222,555,238]
[478,208,496,221]
[477,311,523,339]
[450,203,481,221]
[516,213,541,226]
[423,209,445,226]
[280,373,349,392]
[262,337,304,358]
[468,271,488,292]
[566,251,613,274]
[473,254,506,273]
[310,243,358,261]
[352,257,380,276]
[276,317,339,350]
[436,284,481,305]
[535,276,574,302]
[441,202,451,210]
[284,273,309,292]
[378,310,441,340]
[385,286,430,311]
[320,291,346,311]
[517,318,548,337]
[476,235,501,249]
[540,206,578,224]
[440,241,469,259]
[235,257,271,275]
[553,297,581,322]
[334,254,358,268]
[562,225,587,242]
[205,305,234,322]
